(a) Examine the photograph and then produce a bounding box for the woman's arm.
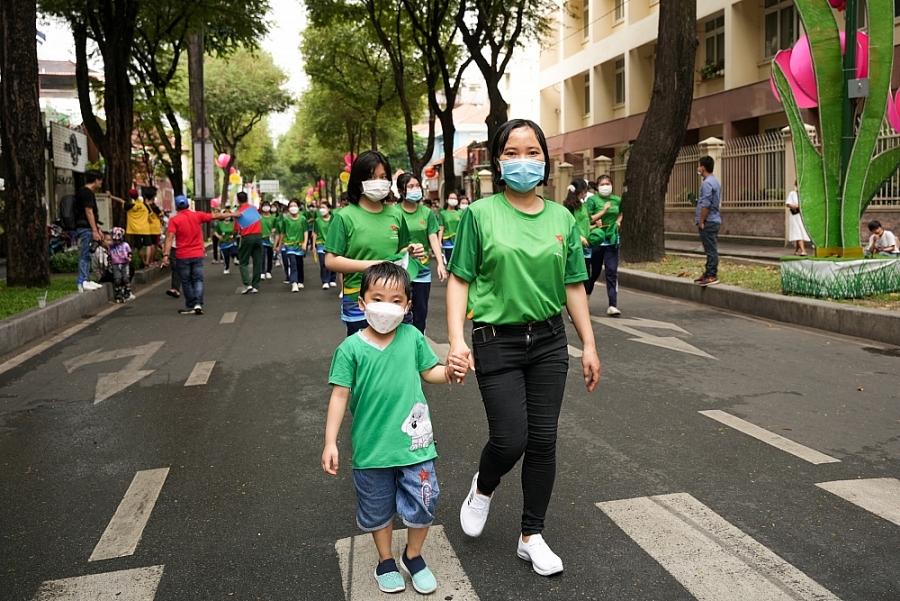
[428,232,447,281]
[446,273,474,384]
[565,283,601,392]
[324,252,383,274]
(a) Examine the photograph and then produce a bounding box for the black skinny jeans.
[471,314,568,536]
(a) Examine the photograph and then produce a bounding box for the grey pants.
[112,263,131,300]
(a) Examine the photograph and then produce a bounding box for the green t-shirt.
[440,209,462,242]
[328,325,440,469]
[314,214,333,247]
[304,209,316,230]
[573,204,591,240]
[448,193,587,324]
[278,215,307,247]
[401,204,440,279]
[587,194,622,246]
[323,203,412,300]
[261,214,278,237]
[215,221,235,245]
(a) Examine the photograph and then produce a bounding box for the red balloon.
[424,167,437,178]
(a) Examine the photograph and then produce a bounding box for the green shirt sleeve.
[564,220,588,284]
[324,212,348,255]
[328,342,355,389]
[446,207,480,282]
[426,210,440,236]
[397,214,411,249]
[414,328,440,372]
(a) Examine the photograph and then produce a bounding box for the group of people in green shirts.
[320,119,604,595]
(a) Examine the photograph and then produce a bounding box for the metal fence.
[870,127,900,207]
[720,131,786,208]
[666,144,702,208]
[610,153,627,196]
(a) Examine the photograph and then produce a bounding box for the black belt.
[472,314,563,337]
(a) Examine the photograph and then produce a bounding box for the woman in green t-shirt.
[397,173,447,333]
[324,150,425,336]
[446,119,601,578]
[312,202,337,289]
[439,192,461,265]
[274,199,308,292]
[563,178,593,291]
[260,200,278,280]
[586,174,623,316]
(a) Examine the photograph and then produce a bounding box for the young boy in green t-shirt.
[322,262,449,595]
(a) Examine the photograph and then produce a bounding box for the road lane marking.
[220,312,237,324]
[64,341,165,405]
[592,316,716,359]
[425,336,449,363]
[598,493,842,601]
[699,410,840,465]
[89,468,169,562]
[0,278,167,378]
[31,565,164,600]
[184,361,216,386]
[815,478,900,526]
[336,525,478,600]
[567,345,583,357]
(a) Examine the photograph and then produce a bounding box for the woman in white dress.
[786,183,810,256]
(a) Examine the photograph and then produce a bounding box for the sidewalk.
[666,239,790,263]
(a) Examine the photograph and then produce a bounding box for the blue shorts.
[352,460,439,532]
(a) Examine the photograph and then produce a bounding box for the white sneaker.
[329,282,337,288]
[322,283,329,289]
[283,280,290,284]
[297,283,304,289]
[460,473,491,537]
[242,286,254,294]
[291,283,299,293]
[223,269,230,274]
[251,287,259,293]
[607,306,621,316]
[517,534,563,576]
[338,291,343,298]
[265,273,272,279]
[126,293,136,301]
[83,281,102,290]
[78,281,84,293]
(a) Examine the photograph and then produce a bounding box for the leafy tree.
[1,0,51,286]
[619,0,697,263]
[235,118,277,181]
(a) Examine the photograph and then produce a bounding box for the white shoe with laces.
[517,534,563,576]
[460,473,491,537]
[607,306,621,316]
[291,283,299,293]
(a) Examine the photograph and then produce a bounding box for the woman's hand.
[447,340,474,385]
[408,243,426,260]
[436,263,448,282]
[581,236,589,248]
[581,347,601,392]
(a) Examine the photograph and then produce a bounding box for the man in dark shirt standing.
[74,170,106,292]
[695,156,722,287]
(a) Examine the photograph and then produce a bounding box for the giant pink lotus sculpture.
[770,32,868,108]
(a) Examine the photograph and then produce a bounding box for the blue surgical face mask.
[406,189,423,202]
[499,158,546,193]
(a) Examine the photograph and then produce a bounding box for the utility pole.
[839,0,861,255]
[188,32,213,236]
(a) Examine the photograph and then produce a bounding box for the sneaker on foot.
[399,550,437,594]
[223,268,230,274]
[265,273,272,279]
[241,286,254,294]
[83,281,102,290]
[78,281,84,293]
[291,283,299,293]
[251,287,259,293]
[338,291,343,299]
[194,305,203,315]
[126,293,136,301]
[607,306,621,316]
[297,283,304,289]
[373,559,405,594]
[283,280,290,284]
[179,308,195,315]
[460,472,492,537]
[322,283,329,289]
[705,277,719,286]
[329,282,337,288]
[517,534,564,576]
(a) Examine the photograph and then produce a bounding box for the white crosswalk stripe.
[184,361,216,386]
[815,478,900,527]
[90,468,169,562]
[219,312,237,324]
[598,493,842,601]
[31,565,164,601]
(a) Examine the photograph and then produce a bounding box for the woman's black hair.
[359,262,411,300]
[396,173,420,202]
[489,119,551,190]
[563,178,587,214]
[597,174,612,185]
[348,150,392,205]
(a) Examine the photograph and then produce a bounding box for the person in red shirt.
[161,195,230,315]
[232,191,264,293]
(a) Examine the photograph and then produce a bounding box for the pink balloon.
[318,179,326,188]
[888,89,900,132]
[781,32,868,108]
[828,0,846,10]
[230,167,236,174]
[215,153,230,168]
[771,49,818,109]
[211,198,221,208]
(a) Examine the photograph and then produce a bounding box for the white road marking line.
[64,341,165,405]
[699,409,840,465]
[598,493,842,601]
[567,345,583,357]
[425,336,450,363]
[592,315,716,359]
[815,478,900,527]
[89,469,169,562]
[184,361,216,386]
[31,565,164,600]
[336,525,478,601]
[220,312,237,324]
[0,278,167,377]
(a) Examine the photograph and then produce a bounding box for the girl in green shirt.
[563,178,593,292]
[439,192,461,265]
[260,201,278,280]
[446,119,601,578]
[586,174,623,316]
[313,202,337,289]
[274,199,308,292]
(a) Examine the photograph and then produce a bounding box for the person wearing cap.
[161,196,231,315]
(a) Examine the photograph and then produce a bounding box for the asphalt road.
[1,255,898,601]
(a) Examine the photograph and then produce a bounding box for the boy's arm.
[421,363,450,385]
[322,385,351,475]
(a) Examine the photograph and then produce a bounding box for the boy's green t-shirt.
[328,325,440,469]
[323,203,411,300]
[279,216,307,247]
[261,214,277,237]
[314,214,333,247]
[401,203,440,279]
[439,209,462,242]
[215,221,235,244]
[448,193,587,325]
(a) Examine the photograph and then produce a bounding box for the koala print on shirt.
[401,402,434,451]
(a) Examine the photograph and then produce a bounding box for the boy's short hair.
[360,262,411,301]
[699,156,715,174]
[868,220,882,231]
[85,170,104,184]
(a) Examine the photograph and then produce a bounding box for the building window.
[705,15,725,67]
[764,0,801,58]
[582,2,590,39]
[583,73,590,115]
[614,0,624,22]
[614,58,625,106]
[896,0,900,17]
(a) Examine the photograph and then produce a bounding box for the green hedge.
[50,249,80,273]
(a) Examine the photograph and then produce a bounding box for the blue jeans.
[287,252,304,284]
[699,222,720,278]
[586,245,619,307]
[410,281,431,333]
[177,257,204,309]
[317,246,335,285]
[75,228,93,283]
[352,460,439,532]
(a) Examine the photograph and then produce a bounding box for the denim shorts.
[352,460,440,532]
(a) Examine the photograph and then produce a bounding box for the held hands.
[447,342,474,385]
[322,444,339,475]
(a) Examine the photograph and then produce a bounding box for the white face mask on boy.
[360,301,407,334]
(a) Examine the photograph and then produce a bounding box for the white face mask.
[579,196,587,204]
[289,206,300,215]
[599,185,613,197]
[459,203,469,210]
[362,179,391,202]
[447,197,459,207]
[361,301,406,334]
[697,169,703,177]
[319,207,329,216]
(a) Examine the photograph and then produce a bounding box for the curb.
[618,268,900,347]
[0,266,166,359]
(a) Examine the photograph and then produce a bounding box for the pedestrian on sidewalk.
[695,156,722,286]
[322,262,450,595]
[398,172,446,333]
[260,200,277,279]
[214,215,238,274]
[312,202,338,289]
[161,195,230,315]
[274,199,308,293]
[74,170,106,293]
[108,228,132,303]
[439,191,461,265]
[786,182,810,256]
[233,191,264,294]
[446,119,601,577]
[585,174,623,315]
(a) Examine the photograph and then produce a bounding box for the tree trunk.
[103,37,135,227]
[0,0,51,287]
[619,0,696,263]
[435,104,457,194]
[485,77,509,155]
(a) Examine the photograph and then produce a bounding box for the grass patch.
[624,255,900,311]
[0,277,80,320]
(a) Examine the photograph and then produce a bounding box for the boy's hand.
[322,444,339,475]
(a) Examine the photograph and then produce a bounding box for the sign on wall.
[258,180,280,193]
[51,122,88,173]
